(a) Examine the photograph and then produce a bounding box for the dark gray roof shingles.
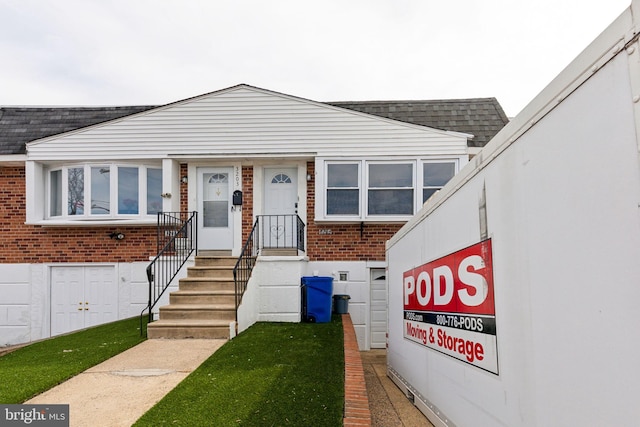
[0,98,509,155]
[0,106,155,155]
[328,98,509,147]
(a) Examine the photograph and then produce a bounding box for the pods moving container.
[386,2,640,426]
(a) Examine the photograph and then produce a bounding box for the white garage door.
[51,266,118,336]
[370,268,387,348]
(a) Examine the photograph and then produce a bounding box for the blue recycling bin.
[301,276,333,323]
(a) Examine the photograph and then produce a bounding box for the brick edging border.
[342,313,372,426]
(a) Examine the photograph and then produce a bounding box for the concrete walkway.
[18,332,431,426]
[26,339,224,427]
[361,350,433,427]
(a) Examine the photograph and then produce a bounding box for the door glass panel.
[203,173,229,228]
[91,167,111,214]
[271,173,292,184]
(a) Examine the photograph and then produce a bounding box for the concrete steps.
[169,290,235,305]
[146,319,232,339]
[147,255,237,340]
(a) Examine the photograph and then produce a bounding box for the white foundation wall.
[387,14,640,427]
[237,257,307,335]
[306,260,376,350]
[0,261,160,347]
[0,264,32,346]
[235,258,383,351]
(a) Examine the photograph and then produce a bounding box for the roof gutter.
[0,154,26,166]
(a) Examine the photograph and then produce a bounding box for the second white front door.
[263,167,298,248]
[198,167,234,250]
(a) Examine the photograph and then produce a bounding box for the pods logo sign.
[403,239,498,374]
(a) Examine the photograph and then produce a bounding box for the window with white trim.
[422,161,456,202]
[47,164,162,219]
[367,162,414,215]
[326,163,360,215]
[321,158,459,220]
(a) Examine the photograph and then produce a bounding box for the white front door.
[198,167,234,250]
[263,167,298,247]
[370,268,388,348]
[51,266,117,336]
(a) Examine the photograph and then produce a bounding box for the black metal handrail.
[233,217,259,319]
[232,214,305,322]
[296,215,305,252]
[259,214,305,251]
[140,211,197,335]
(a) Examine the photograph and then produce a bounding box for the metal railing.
[233,214,305,319]
[258,214,305,251]
[233,218,259,318]
[140,211,197,335]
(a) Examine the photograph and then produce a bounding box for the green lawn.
[134,317,345,427]
[0,316,345,426]
[0,317,146,403]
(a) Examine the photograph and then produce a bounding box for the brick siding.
[1,162,401,264]
[0,166,156,263]
[241,166,254,243]
[343,313,372,426]
[305,162,403,262]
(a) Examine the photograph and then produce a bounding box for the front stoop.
[147,255,237,339]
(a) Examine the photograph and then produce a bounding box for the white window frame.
[45,163,162,221]
[325,161,361,217]
[366,160,415,217]
[420,159,460,204]
[316,157,462,222]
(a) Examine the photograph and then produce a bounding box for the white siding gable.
[27,85,470,161]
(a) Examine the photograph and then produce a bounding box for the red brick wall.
[304,162,403,262]
[180,163,188,212]
[241,166,254,243]
[0,166,156,264]
[2,162,400,264]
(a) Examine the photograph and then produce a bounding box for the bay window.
[47,164,162,219]
[49,170,62,217]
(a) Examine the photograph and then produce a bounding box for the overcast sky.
[0,0,632,117]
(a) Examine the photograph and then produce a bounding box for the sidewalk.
[361,350,433,427]
[19,323,430,426]
[26,339,224,427]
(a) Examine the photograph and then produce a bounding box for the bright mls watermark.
[0,405,69,426]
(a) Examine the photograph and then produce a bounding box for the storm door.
[263,167,298,248]
[197,167,234,250]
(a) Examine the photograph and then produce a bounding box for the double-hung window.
[367,163,414,215]
[422,162,456,202]
[48,164,162,219]
[321,158,459,221]
[326,163,360,215]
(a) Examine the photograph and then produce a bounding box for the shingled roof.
[328,98,509,147]
[0,97,508,155]
[0,106,155,155]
